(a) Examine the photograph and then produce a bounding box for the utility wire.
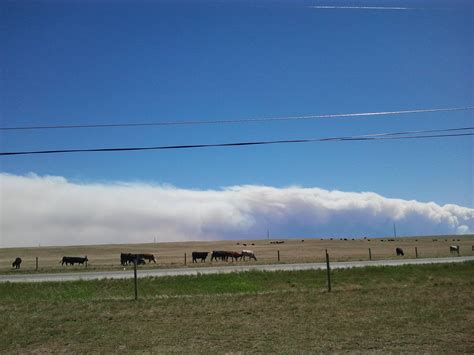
[1,127,472,156]
[331,126,474,139]
[1,107,472,131]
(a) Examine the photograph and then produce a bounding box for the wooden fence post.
[133,258,138,301]
[368,248,372,261]
[184,253,187,265]
[277,250,280,262]
[325,249,331,292]
[35,257,38,271]
[415,247,418,258]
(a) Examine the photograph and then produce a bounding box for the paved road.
[1,256,473,283]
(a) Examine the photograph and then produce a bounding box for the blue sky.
[1,0,473,237]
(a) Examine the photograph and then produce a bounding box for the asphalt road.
[1,256,473,283]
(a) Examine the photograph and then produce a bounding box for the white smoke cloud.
[456,225,471,235]
[0,173,472,247]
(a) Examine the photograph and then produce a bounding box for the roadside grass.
[1,262,473,353]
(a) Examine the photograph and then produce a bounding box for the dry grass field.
[1,234,473,273]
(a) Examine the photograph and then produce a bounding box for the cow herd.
[6,244,467,270]
[7,253,156,270]
[60,256,88,266]
[192,250,258,263]
[120,253,157,265]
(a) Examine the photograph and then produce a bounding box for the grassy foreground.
[1,262,473,353]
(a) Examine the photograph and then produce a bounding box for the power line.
[1,107,472,131]
[1,127,472,157]
[336,126,474,138]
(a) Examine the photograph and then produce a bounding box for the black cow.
[121,253,133,265]
[12,257,22,269]
[120,253,146,266]
[192,252,209,263]
[395,248,404,256]
[60,256,88,266]
[211,251,230,262]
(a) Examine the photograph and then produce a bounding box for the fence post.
[415,247,418,258]
[368,248,372,261]
[184,253,187,265]
[35,257,38,271]
[277,250,280,262]
[325,249,331,292]
[133,257,138,301]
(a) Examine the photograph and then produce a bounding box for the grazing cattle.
[228,251,243,262]
[395,247,404,256]
[121,253,133,265]
[136,258,146,265]
[210,251,240,262]
[12,257,22,269]
[242,250,257,261]
[121,253,148,265]
[139,253,156,263]
[60,256,88,266]
[211,251,227,262]
[192,251,209,263]
[450,245,460,256]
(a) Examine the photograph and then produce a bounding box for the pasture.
[1,262,473,353]
[1,235,473,274]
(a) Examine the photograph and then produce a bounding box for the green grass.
[1,262,473,353]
